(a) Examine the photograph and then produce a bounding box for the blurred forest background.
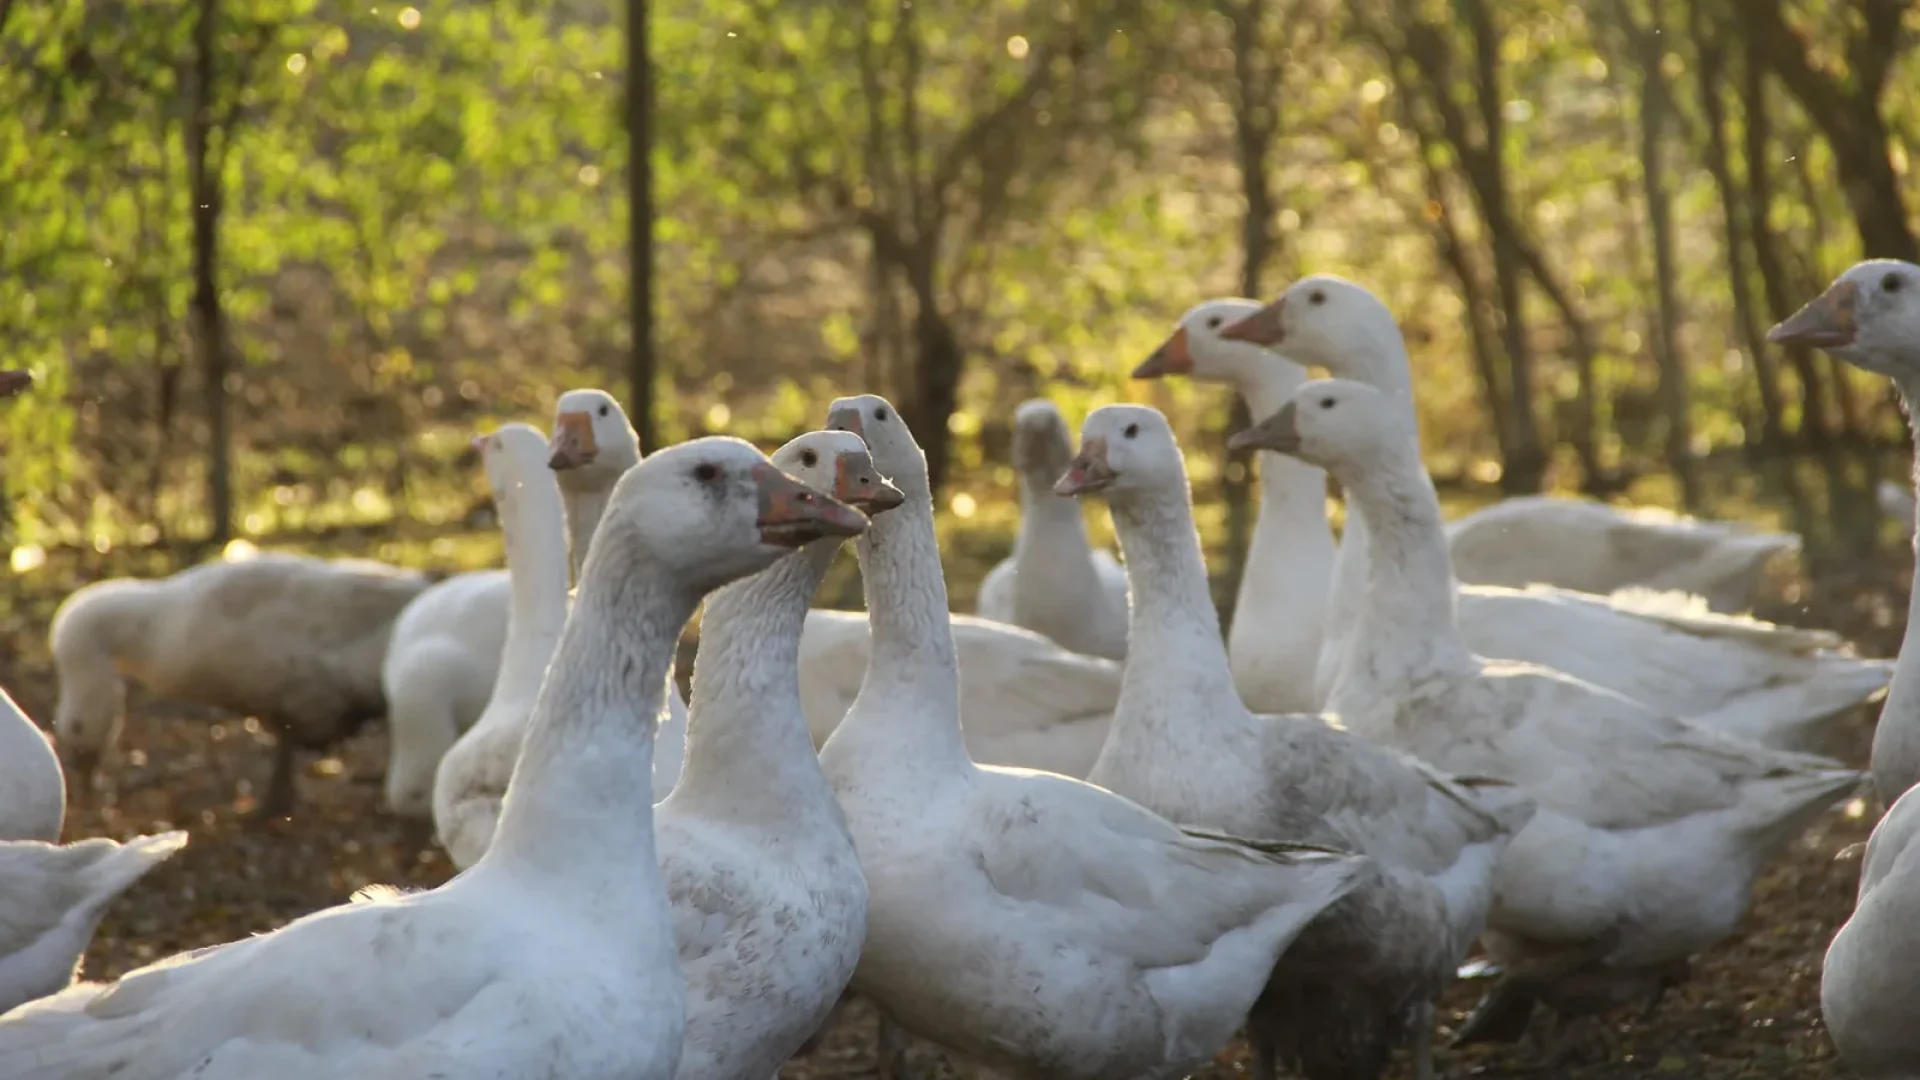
[4,0,1919,612]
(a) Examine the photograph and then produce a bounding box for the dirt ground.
[2,547,1905,1080]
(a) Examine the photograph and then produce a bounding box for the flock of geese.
[0,262,1917,1078]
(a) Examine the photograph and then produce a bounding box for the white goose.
[1186,286,1889,748]
[816,393,1368,1080]
[1062,403,1533,1080]
[1770,258,1920,805]
[432,424,573,870]
[1230,379,1864,1053]
[1216,286,1795,613]
[1,683,63,844]
[656,430,884,1080]
[0,437,858,1080]
[1821,784,1920,1077]
[975,399,1130,659]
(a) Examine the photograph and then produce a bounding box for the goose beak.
[1228,401,1301,454]
[0,370,32,398]
[548,411,598,470]
[834,452,906,513]
[1133,327,1195,378]
[826,403,865,439]
[752,463,869,547]
[1054,437,1116,496]
[1768,279,1858,349]
[1221,298,1285,345]
[469,433,489,454]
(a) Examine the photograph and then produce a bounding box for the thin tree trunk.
[625,0,658,453]
[187,0,232,545]
[1223,0,1274,626]
[1626,0,1698,508]
[1689,4,1784,446]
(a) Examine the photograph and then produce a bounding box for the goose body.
[380,569,510,817]
[1822,786,1920,1077]
[51,555,431,816]
[1769,259,1920,804]
[0,437,858,1080]
[0,685,63,844]
[1232,378,1863,1043]
[1064,404,1532,1080]
[816,394,1368,1080]
[654,431,880,1080]
[1180,288,1887,748]
[0,832,187,1014]
[974,399,1130,659]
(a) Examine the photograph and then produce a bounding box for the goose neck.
[1108,487,1243,718]
[559,480,612,584]
[494,471,574,702]
[1333,449,1473,687]
[1012,472,1103,592]
[846,493,969,763]
[675,538,842,821]
[487,530,690,879]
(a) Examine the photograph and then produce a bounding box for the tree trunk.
[1223,0,1274,626]
[904,254,962,495]
[1627,0,1699,508]
[187,0,232,545]
[1741,43,1830,443]
[625,0,658,453]
[1688,5,1784,447]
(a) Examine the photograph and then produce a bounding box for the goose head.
[597,437,870,593]
[1228,378,1410,474]
[1218,275,1404,386]
[825,393,930,499]
[1055,404,1185,500]
[1008,399,1076,485]
[0,370,31,398]
[549,388,641,484]
[475,423,562,515]
[1136,299,1309,395]
[1769,259,1920,381]
[773,430,906,516]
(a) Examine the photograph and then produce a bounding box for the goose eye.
[1885,273,1904,294]
[598,404,611,417]
[1319,397,1336,410]
[800,449,819,468]
[1308,290,1327,305]
[1123,423,1140,439]
[1205,316,1222,329]
[874,406,890,422]
[692,463,720,483]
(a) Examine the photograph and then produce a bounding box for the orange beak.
[470,433,490,454]
[834,452,906,513]
[1053,437,1116,496]
[1768,279,1859,349]
[1220,298,1286,346]
[548,411,598,470]
[1133,326,1196,378]
[1227,401,1301,454]
[752,462,870,547]
[0,371,32,398]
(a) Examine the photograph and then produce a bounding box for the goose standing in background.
[975,399,1130,660]
[1201,280,1888,749]
[1060,403,1533,1080]
[0,437,862,1080]
[655,430,886,1080]
[1769,258,1920,804]
[816,393,1368,1080]
[1231,379,1864,1058]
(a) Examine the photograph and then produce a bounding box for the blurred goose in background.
[1200,282,1888,750]
[1062,403,1534,1080]
[1232,378,1864,1058]
[816,393,1368,1080]
[0,437,860,1080]
[1770,258,1920,805]
[974,399,1130,660]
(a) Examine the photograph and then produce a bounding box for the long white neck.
[1011,465,1104,606]
[560,479,613,584]
[1231,366,1335,713]
[673,538,843,823]
[1108,484,1247,736]
[840,487,970,766]
[486,525,689,886]
[491,469,573,705]
[1328,443,1475,702]
[1874,374,1920,799]
[1314,327,1422,707]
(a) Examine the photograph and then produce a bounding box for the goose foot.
[248,738,299,822]
[1410,1001,1437,1080]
